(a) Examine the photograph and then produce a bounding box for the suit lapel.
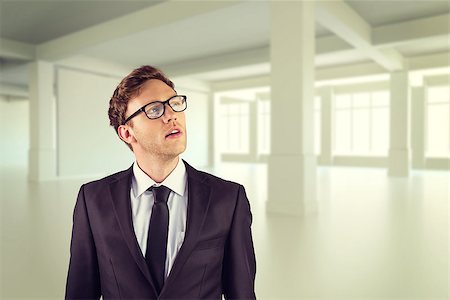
[160,160,212,296]
[108,166,157,294]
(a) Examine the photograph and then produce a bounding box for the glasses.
[123,95,187,125]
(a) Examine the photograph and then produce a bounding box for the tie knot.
[150,185,171,204]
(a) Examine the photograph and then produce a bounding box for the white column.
[388,71,411,176]
[411,86,426,169]
[267,1,317,216]
[207,91,215,167]
[213,94,222,165]
[318,86,333,165]
[28,60,57,181]
[249,101,258,161]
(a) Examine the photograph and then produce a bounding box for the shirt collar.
[132,158,187,198]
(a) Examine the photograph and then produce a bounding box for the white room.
[1,1,449,299]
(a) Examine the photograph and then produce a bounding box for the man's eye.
[147,105,160,113]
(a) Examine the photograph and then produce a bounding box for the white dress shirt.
[130,158,188,278]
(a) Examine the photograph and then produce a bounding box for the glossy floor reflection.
[1,163,448,299]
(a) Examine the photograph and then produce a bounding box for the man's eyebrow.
[148,94,178,102]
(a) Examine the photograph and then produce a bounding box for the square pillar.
[388,71,411,177]
[267,1,317,216]
[411,86,425,169]
[207,91,215,167]
[318,86,333,165]
[249,101,258,161]
[28,61,57,181]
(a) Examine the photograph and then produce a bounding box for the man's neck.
[135,155,180,184]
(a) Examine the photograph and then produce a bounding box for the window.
[257,100,270,155]
[334,91,390,155]
[426,86,450,157]
[219,102,250,154]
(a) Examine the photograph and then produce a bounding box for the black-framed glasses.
[123,95,187,125]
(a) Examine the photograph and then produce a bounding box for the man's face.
[125,79,187,159]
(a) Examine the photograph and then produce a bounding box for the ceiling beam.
[55,55,131,78]
[315,0,404,71]
[210,74,270,92]
[162,46,269,78]
[0,83,28,98]
[407,52,450,71]
[162,36,354,77]
[205,50,450,90]
[316,62,385,81]
[36,0,241,61]
[373,13,450,47]
[209,61,387,91]
[164,48,449,81]
[0,38,35,60]
[316,35,352,53]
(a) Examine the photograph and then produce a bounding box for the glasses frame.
[122,95,187,125]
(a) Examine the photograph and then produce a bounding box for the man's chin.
[176,145,187,156]
[165,145,187,159]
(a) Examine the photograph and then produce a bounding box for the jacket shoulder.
[187,164,243,196]
[81,167,132,192]
[200,169,241,188]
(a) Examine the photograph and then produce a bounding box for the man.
[65,65,256,299]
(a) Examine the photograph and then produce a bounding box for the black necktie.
[145,185,171,294]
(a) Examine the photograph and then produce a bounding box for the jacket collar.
[107,166,157,293]
[160,160,212,296]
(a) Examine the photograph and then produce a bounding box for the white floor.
[1,163,448,300]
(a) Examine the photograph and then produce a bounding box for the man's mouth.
[165,129,182,139]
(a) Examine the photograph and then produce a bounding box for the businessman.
[65,65,256,299]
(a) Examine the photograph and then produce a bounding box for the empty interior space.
[1,1,449,299]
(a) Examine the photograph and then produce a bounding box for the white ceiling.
[347,0,449,26]
[82,1,271,67]
[0,0,163,44]
[0,0,449,87]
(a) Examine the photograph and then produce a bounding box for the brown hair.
[108,65,175,149]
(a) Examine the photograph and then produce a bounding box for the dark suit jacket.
[65,160,256,299]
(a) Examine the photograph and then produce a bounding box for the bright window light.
[219,102,250,154]
[426,86,450,158]
[334,91,390,156]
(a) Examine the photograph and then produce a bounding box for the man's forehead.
[143,78,173,88]
[138,79,175,98]
[127,79,175,111]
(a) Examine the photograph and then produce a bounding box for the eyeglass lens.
[144,96,186,119]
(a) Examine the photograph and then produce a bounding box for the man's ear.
[117,125,136,144]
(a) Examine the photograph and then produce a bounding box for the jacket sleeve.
[222,185,257,300]
[65,185,101,300]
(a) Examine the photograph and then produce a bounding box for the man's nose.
[161,103,176,123]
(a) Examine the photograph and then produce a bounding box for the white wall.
[56,67,133,178]
[0,97,29,167]
[176,87,210,168]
